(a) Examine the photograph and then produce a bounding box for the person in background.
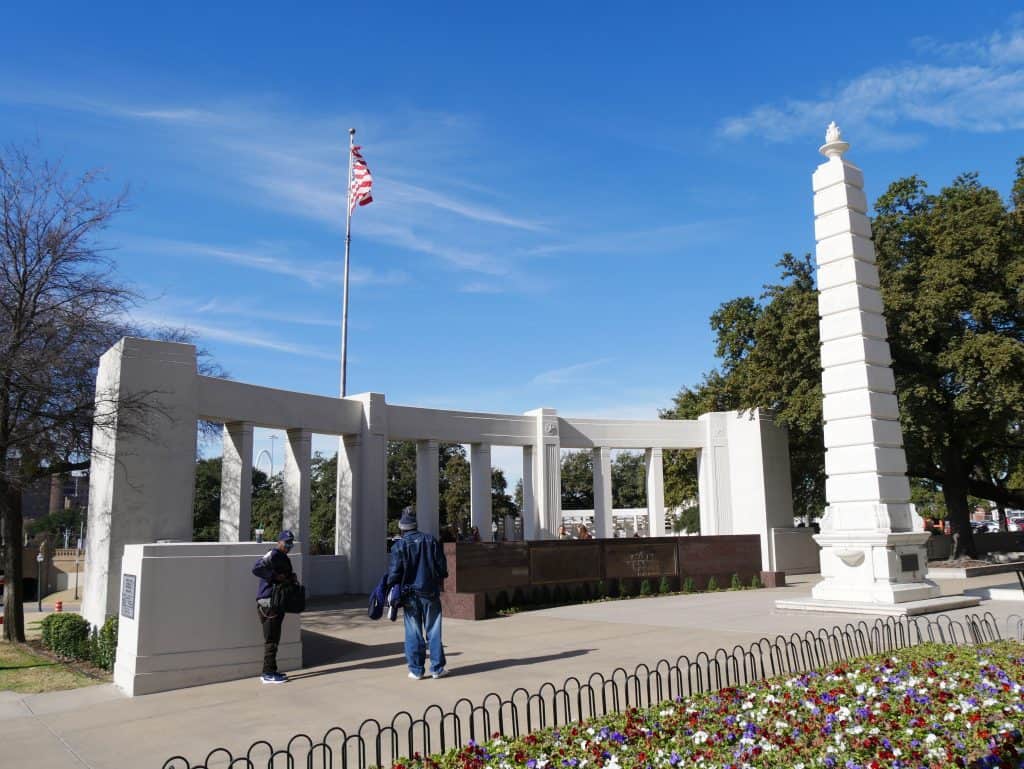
[557,524,571,540]
[470,526,481,543]
[252,530,296,684]
[577,524,592,540]
[387,507,450,680]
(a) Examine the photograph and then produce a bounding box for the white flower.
[658,709,674,717]
[944,712,957,722]
[924,733,938,745]
[893,748,903,757]
[692,730,709,745]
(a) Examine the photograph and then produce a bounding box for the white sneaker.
[408,671,424,680]
[431,668,449,679]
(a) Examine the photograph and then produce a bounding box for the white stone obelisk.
[778,123,978,615]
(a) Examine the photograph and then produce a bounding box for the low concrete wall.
[440,535,775,619]
[114,542,302,696]
[771,527,821,574]
[307,555,348,597]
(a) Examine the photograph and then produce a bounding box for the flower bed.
[398,642,1024,769]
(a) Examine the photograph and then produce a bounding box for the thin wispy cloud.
[132,312,336,360]
[195,298,338,328]
[128,237,408,287]
[531,358,613,386]
[529,221,731,257]
[720,16,1024,145]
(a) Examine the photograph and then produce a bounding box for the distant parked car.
[1008,517,1024,533]
[970,520,1000,534]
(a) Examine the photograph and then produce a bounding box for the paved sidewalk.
[3,576,1022,769]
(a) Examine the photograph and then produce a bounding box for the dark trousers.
[258,605,284,675]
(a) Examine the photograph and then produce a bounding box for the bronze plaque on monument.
[604,541,678,579]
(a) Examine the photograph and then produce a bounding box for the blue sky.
[4,3,1023,481]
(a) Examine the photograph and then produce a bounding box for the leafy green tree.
[661,161,1024,558]
[192,458,223,541]
[491,467,517,520]
[310,453,337,553]
[612,452,647,508]
[250,470,283,539]
[872,169,1024,555]
[193,457,277,542]
[442,452,471,530]
[561,451,594,509]
[26,506,85,541]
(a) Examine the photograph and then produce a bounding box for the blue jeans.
[403,594,445,676]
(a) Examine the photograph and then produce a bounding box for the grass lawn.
[399,641,1024,769]
[0,641,100,694]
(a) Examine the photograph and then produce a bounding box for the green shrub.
[40,613,91,660]
[91,617,118,671]
[750,573,763,589]
[553,584,568,604]
[706,576,719,592]
[658,576,672,594]
[730,573,743,591]
[682,576,696,594]
[596,580,608,598]
[639,579,653,596]
[572,584,585,602]
[512,587,527,607]
[494,590,511,612]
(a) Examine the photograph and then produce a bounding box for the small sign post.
[120,573,137,620]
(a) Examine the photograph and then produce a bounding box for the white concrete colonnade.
[81,338,795,626]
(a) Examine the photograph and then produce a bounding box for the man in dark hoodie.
[252,529,296,684]
[387,508,449,680]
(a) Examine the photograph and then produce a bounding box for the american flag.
[348,145,373,214]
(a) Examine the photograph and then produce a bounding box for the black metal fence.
[162,612,1023,769]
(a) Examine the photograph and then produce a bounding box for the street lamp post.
[36,552,44,612]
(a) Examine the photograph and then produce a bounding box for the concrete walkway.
[3,576,1022,769]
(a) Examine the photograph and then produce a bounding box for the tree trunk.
[941,447,977,560]
[997,502,1007,532]
[1,478,26,642]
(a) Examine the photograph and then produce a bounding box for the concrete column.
[521,445,537,540]
[645,448,665,537]
[82,338,199,628]
[220,422,253,542]
[776,124,976,614]
[283,428,312,584]
[525,408,560,538]
[592,447,613,538]
[335,393,389,592]
[697,413,731,536]
[470,443,493,541]
[416,439,440,536]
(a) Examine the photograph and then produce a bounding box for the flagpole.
[340,127,355,397]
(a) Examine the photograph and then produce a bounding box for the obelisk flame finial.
[819,121,850,160]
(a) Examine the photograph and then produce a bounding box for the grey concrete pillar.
[521,445,536,540]
[416,439,440,536]
[335,393,389,592]
[220,422,253,542]
[470,443,492,541]
[82,338,199,628]
[284,428,312,583]
[525,408,561,538]
[645,447,665,537]
[592,447,613,538]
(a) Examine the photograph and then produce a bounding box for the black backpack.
[270,581,306,614]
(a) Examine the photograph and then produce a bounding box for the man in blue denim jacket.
[387,508,449,680]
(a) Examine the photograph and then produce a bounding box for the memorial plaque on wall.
[120,573,137,620]
[604,542,678,579]
[530,542,602,583]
